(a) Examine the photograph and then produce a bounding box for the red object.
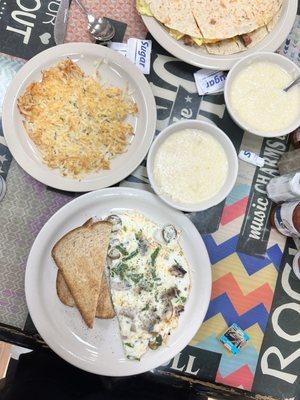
[216,365,254,391]
[220,196,249,225]
[270,201,300,237]
[290,128,300,149]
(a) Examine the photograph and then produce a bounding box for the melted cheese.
[153,129,228,204]
[230,61,300,133]
[136,0,153,16]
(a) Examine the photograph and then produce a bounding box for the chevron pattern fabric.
[189,189,287,391]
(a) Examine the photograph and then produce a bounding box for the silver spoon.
[75,0,115,42]
[284,76,300,92]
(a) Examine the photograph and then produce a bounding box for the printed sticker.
[194,69,227,95]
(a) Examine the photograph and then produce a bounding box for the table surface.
[0,1,300,400]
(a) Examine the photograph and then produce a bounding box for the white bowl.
[147,120,238,212]
[224,52,300,138]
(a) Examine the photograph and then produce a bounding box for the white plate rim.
[25,187,212,376]
[2,43,157,192]
[142,0,298,70]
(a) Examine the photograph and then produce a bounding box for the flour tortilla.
[205,37,245,55]
[243,26,269,49]
[190,0,282,41]
[253,0,283,25]
[147,0,202,38]
[205,5,282,56]
[205,26,269,55]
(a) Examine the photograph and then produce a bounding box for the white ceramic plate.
[25,188,212,376]
[2,43,156,192]
[142,0,297,70]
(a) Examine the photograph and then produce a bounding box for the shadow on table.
[0,348,258,400]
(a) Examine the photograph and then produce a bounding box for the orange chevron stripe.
[212,273,274,313]
[216,365,253,391]
[212,253,278,293]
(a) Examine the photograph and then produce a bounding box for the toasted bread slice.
[56,271,115,319]
[56,218,115,319]
[52,220,112,327]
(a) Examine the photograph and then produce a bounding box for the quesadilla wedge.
[191,0,268,41]
[141,0,202,39]
[137,0,283,55]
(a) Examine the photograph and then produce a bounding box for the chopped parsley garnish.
[116,244,128,256]
[150,268,157,280]
[142,303,149,311]
[150,247,160,266]
[135,230,143,241]
[150,266,160,282]
[123,248,139,261]
[129,273,143,284]
[111,262,128,280]
[124,342,134,348]
[142,280,155,291]
[176,296,187,304]
[127,355,140,361]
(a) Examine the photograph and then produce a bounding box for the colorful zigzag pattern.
[188,181,287,391]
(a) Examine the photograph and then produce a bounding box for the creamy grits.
[230,61,300,133]
[153,129,228,204]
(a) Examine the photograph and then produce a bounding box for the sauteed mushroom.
[169,264,187,277]
[108,247,121,260]
[106,214,122,233]
[162,224,178,243]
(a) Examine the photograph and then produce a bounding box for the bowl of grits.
[147,120,238,212]
[224,52,300,137]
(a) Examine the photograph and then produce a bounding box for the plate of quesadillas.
[137,0,297,70]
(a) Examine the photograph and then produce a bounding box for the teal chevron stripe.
[225,183,251,206]
[194,334,258,376]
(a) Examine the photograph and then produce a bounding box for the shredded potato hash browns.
[18,59,138,177]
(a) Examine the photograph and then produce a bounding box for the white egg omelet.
[107,211,190,360]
